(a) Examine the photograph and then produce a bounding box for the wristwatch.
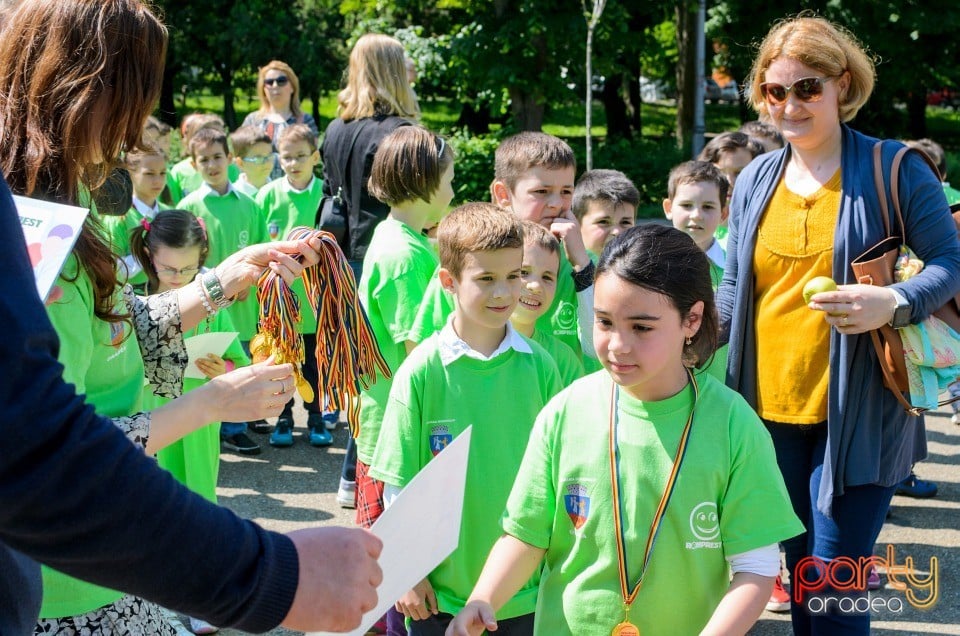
[201,270,235,309]
[888,288,912,329]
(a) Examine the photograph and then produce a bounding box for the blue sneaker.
[322,411,339,431]
[270,417,295,447]
[307,414,334,447]
[896,472,937,498]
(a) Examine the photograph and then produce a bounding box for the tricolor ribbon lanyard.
[608,368,699,636]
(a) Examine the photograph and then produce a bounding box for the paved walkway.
[188,403,959,635]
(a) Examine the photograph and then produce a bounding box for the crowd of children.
[81,70,959,634]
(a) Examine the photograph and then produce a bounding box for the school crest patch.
[564,483,590,529]
[429,425,453,456]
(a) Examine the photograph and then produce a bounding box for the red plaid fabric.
[355,460,385,528]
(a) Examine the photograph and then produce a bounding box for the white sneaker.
[952,412,959,426]
[337,478,356,509]
[189,617,219,634]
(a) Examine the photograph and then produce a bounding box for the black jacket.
[320,114,412,260]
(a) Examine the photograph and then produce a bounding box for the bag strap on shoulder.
[330,119,368,202]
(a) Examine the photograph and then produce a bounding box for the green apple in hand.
[802,276,837,304]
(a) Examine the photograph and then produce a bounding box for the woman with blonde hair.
[716,15,960,634]
[243,60,319,180]
[320,33,420,263]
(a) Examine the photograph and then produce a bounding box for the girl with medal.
[447,225,802,636]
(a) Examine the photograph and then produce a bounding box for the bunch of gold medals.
[252,227,390,436]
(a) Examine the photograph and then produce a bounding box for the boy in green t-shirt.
[167,113,241,204]
[256,124,332,447]
[179,126,266,455]
[510,221,584,387]
[570,168,640,373]
[230,126,275,197]
[409,133,592,360]
[347,126,455,520]
[370,204,563,635]
[663,160,730,385]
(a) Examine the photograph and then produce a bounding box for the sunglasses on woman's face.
[759,76,834,105]
[264,76,289,87]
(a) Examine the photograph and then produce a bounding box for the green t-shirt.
[180,186,266,340]
[168,158,240,204]
[530,328,583,388]
[369,333,563,619]
[409,253,581,355]
[502,371,803,635]
[257,177,324,334]
[40,255,146,617]
[944,183,960,206]
[355,218,440,465]
[144,308,249,503]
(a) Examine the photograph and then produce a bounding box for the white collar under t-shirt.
[197,181,238,199]
[437,318,531,367]
[131,195,160,220]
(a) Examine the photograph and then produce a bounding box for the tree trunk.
[601,73,632,140]
[159,57,178,126]
[675,0,697,150]
[456,102,493,135]
[309,88,321,129]
[220,69,236,130]
[509,88,545,131]
[625,56,642,135]
[906,91,927,139]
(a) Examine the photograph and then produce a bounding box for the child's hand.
[195,353,227,379]
[445,601,498,636]
[549,209,591,270]
[395,578,438,621]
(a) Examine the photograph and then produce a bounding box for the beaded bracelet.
[196,278,215,317]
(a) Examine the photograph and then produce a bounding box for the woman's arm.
[699,572,774,636]
[445,534,545,636]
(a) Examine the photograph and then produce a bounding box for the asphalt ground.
[173,401,960,636]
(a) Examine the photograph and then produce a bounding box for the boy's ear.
[438,267,457,294]
[662,198,673,219]
[491,180,512,208]
[190,157,197,170]
[232,156,243,167]
[720,203,730,224]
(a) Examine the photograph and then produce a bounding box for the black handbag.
[316,120,366,247]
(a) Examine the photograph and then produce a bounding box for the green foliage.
[447,132,502,204]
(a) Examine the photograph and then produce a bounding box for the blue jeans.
[764,420,896,635]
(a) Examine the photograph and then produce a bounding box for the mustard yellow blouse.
[753,169,841,424]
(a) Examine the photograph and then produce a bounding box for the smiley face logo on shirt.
[689,501,719,541]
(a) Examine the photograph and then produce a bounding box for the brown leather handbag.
[850,142,960,414]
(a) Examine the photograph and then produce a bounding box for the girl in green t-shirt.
[131,209,250,634]
[448,225,802,636]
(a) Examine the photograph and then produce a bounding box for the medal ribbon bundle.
[608,369,699,636]
[252,227,390,436]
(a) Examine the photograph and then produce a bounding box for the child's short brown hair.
[125,141,166,170]
[189,127,229,158]
[229,125,272,158]
[278,123,318,153]
[494,132,576,191]
[571,169,640,220]
[520,220,560,256]
[438,203,524,279]
[368,126,454,207]
[667,161,729,203]
[181,113,225,146]
[904,138,946,181]
[697,131,763,165]
[738,120,784,151]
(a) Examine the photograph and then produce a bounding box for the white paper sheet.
[15,195,89,301]
[183,331,239,379]
[309,427,472,636]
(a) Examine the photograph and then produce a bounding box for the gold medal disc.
[611,621,640,636]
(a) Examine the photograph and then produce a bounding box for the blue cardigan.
[716,125,960,516]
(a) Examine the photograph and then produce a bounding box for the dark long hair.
[597,224,719,368]
[0,0,167,322]
[130,210,209,295]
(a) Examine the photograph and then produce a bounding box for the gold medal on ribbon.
[611,620,640,636]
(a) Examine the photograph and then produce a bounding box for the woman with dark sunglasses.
[715,15,960,636]
[243,60,319,180]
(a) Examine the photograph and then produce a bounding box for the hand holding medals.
[255,227,390,436]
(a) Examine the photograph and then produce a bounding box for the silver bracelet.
[201,269,234,309]
[196,279,215,317]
